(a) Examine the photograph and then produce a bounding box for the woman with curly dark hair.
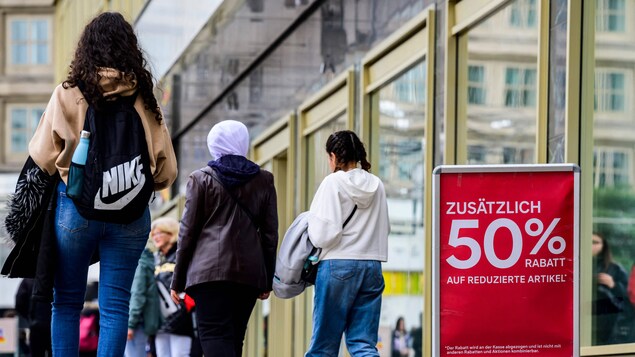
[28,12,177,356]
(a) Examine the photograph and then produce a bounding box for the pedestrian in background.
[304,130,389,357]
[152,217,194,356]
[391,317,411,357]
[125,246,161,357]
[592,232,629,345]
[15,278,53,357]
[28,11,177,356]
[410,313,423,357]
[170,120,278,357]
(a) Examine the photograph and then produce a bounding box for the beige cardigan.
[29,76,177,190]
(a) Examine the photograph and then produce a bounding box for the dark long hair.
[394,316,406,333]
[62,12,162,122]
[593,232,614,272]
[325,130,371,172]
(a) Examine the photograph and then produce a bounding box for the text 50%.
[446,218,565,269]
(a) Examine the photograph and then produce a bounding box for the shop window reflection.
[504,67,536,107]
[372,61,425,357]
[595,70,627,113]
[509,0,537,29]
[596,0,626,33]
[593,148,634,189]
[463,0,538,165]
[467,145,533,165]
[592,0,635,345]
[468,65,486,105]
[307,115,348,197]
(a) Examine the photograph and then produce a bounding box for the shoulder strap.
[200,168,260,232]
[343,204,357,228]
[80,89,139,132]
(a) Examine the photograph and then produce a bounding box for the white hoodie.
[307,168,389,261]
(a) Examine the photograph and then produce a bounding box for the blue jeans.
[52,182,150,357]
[305,260,384,357]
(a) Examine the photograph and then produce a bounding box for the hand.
[597,273,615,289]
[171,289,181,305]
[127,329,134,340]
[258,291,271,300]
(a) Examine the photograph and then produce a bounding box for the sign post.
[432,165,579,357]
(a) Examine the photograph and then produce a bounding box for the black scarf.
[208,155,260,188]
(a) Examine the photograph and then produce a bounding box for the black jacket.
[2,156,59,280]
[171,165,278,293]
[2,157,58,332]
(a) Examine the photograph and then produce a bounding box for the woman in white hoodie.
[305,130,389,356]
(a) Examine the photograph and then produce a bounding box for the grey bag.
[273,206,357,299]
[273,212,314,299]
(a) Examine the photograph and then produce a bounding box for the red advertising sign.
[433,165,579,357]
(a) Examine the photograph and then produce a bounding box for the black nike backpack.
[70,90,154,224]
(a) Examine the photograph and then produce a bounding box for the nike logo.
[94,155,146,210]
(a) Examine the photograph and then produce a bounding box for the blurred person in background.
[410,313,423,357]
[592,232,629,345]
[125,245,161,357]
[152,217,194,357]
[391,317,410,357]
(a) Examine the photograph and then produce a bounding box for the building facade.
[141,0,635,356]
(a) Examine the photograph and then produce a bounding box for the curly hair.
[325,130,371,172]
[62,12,162,122]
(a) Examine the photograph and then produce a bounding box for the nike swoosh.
[94,174,146,210]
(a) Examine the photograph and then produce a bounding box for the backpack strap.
[200,168,260,233]
[79,86,139,132]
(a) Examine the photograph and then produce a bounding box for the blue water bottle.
[66,130,90,198]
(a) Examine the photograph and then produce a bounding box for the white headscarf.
[207,120,250,160]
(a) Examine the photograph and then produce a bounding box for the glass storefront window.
[591,0,635,345]
[8,18,50,65]
[306,114,348,197]
[371,61,426,357]
[8,105,44,155]
[462,0,539,165]
[162,0,425,142]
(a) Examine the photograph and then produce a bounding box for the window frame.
[5,103,46,160]
[448,0,548,165]
[594,68,631,116]
[248,114,296,357]
[595,0,626,33]
[592,146,634,188]
[6,14,53,72]
[509,0,538,29]
[468,63,488,105]
[503,65,538,108]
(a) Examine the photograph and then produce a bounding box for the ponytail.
[325,130,371,172]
